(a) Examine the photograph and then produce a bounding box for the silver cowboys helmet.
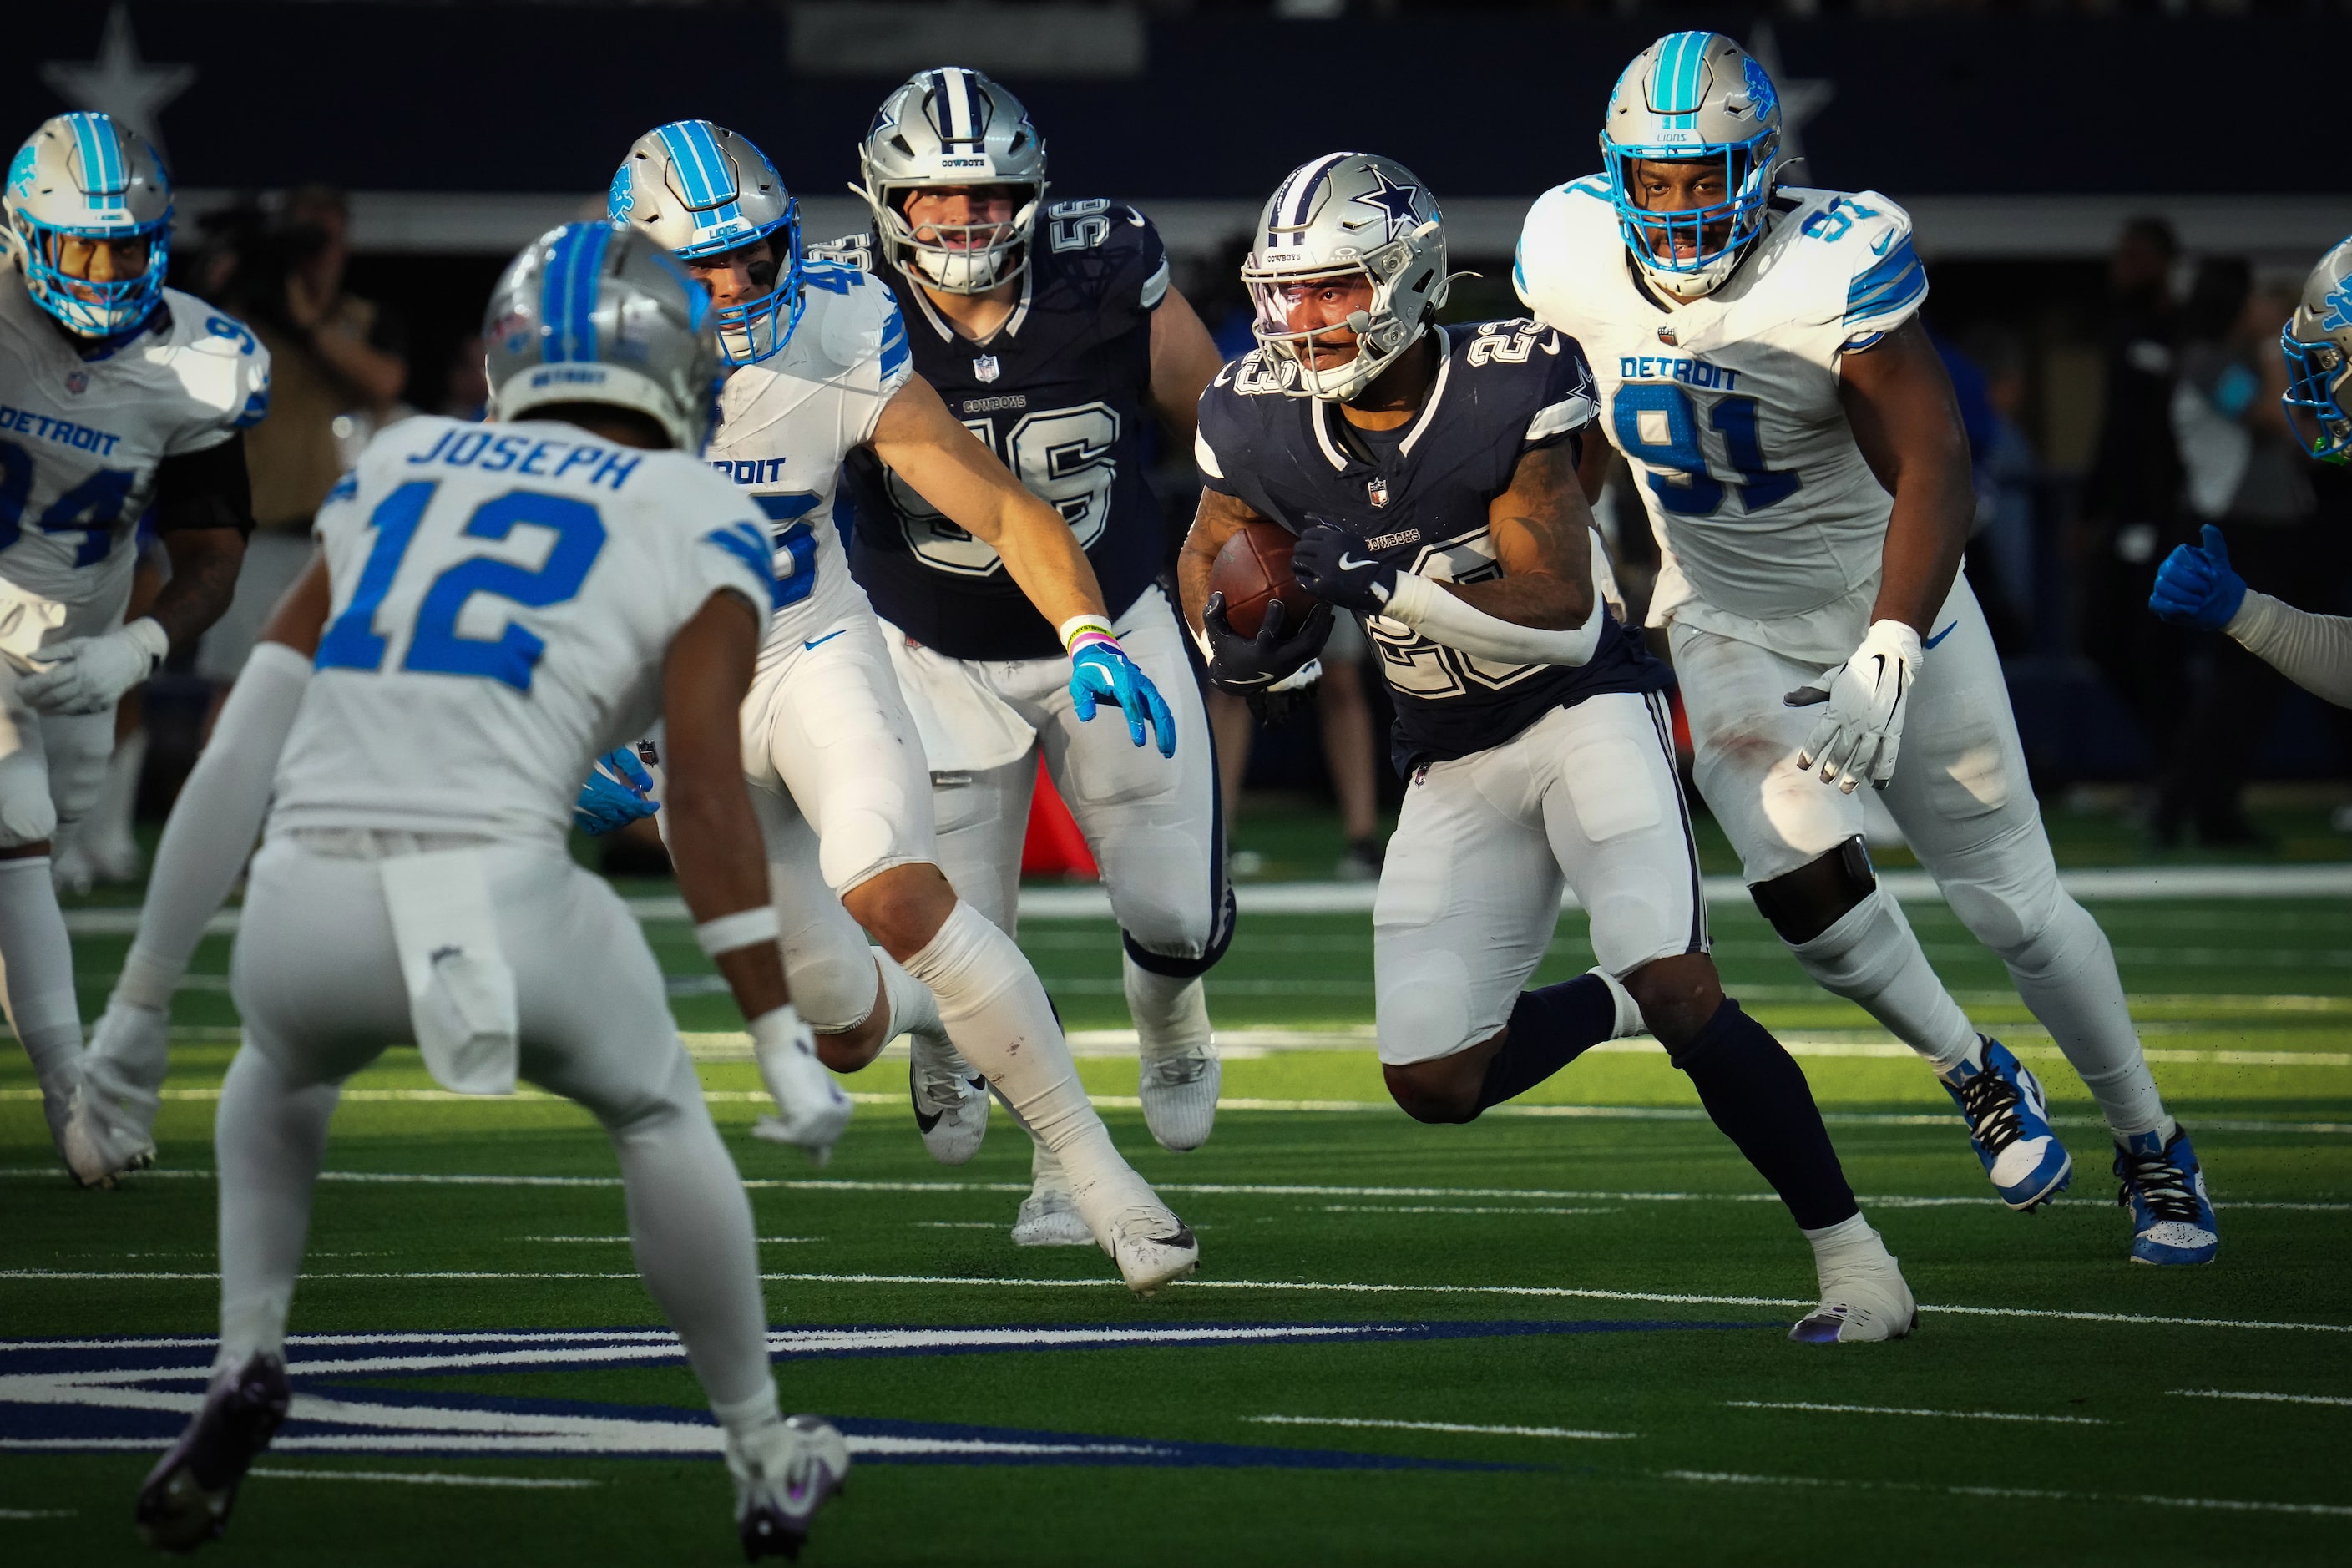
[855,67,1045,295]
[1601,31,1783,298]
[2282,235,2352,465]
[1241,152,1449,404]
[483,221,723,454]
[609,120,801,367]
[3,112,174,338]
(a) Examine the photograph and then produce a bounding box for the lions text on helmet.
[609,120,802,368]
[1601,31,1783,300]
[855,67,1045,297]
[3,112,174,340]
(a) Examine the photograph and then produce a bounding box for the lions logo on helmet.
[1241,152,1449,404]
[483,221,724,454]
[609,121,802,368]
[2284,235,2352,464]
[855,67,1046,296]
[3,113,174,339]
[1601,31,1784,298]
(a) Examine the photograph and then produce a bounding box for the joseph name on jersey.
[271,415,774,844]
[822,200,1173,660]
[1514,178,1928,660]
[1196,321,1669,771]
[0,281,268,610]
[702,259,912,650]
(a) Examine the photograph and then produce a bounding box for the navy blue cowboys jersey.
[817,200,1173,660]
[1196,321,1670,772]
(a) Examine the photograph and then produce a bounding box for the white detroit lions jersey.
[270,415,774,845]
[0,281,268,611]
[1515,180,1927,660]
[706,260,913,650]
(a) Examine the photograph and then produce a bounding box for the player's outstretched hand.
[1787,618,1921,793]
[2149,524,2248,630]
[573,747,660,835]
[1203,592,1333,696]
[18,619,169,716]
[1290,521,1399,613]
[1070,635,1178,758]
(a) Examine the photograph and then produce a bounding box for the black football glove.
[1291,521,1399,613]
[1203,592,1333,694]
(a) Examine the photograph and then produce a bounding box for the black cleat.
[134,1353,289,1552]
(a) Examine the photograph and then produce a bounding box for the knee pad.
[817,807,908,894]
[1121,886,1237,980]
[780,918,879,1034]
[1934,821,2063,959]
[1376,949,1476,1065]
[1749,835,1875,945]
[0,782,56,847]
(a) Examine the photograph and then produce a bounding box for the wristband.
[119,943,185,1013]
[1058,613,1115,652]
[695,904,781,959]
[746,1004,807,1057]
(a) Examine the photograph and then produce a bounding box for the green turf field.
[5,878,2349,1565]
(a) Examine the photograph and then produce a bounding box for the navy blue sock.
[1474,974,1620,1110]
[1670,998,1859,1231]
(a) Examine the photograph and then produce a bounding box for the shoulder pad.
[1786,190,1925,336]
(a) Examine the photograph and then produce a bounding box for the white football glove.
[1788,619,1922,793]
[747,1004,852,1165]
[18,618,169,715]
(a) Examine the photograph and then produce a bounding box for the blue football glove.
[1070,635,1177,758]
[2148,524,2248,630]
[1290,520,1399,613]
[574,746,660,835]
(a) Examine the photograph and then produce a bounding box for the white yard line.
[1247,1414,1633,1440]
[1724,1399,2106,1424]
[1658,1467,2352,1519]
[250,1468,596,1490]
[2167,1388,2352,1408]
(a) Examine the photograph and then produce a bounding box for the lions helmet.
[1601,32,1783,298]
[609,120,801,367]
[483,221,723,454]
[2282,235,2352,465]
[1240,152,1449,404]
[856,67,1045,295]
[3,112,174,338]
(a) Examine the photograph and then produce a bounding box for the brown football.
[1209,520,1315,639]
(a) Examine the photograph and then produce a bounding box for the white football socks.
[81,728,148,867]
[0,853,85,1135]
[1786,888,1977,1073]
[212,1045,337,1377]
[1801,1211,1889,1273]
[1123,955,1211,1065]
[874,947,943,1044]
[901,902,1153,1218]
[1998,896,2169,1138]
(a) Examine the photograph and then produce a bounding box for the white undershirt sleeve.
[2224,590,2352,710]
[114,640,311,1009]
[1381,549,1608,668]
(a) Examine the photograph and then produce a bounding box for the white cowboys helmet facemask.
[1601,30,1784,299]
[3,112,174,340]
[1241,152,1450,404]
[855,67,1045,296]
[609,120,802,367]
[2282,235,2352,465]
[483,221,726,454]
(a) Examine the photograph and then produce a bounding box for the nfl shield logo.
[1367,478,1388,508]
[974,355,1000,383]
[63,371,87,396]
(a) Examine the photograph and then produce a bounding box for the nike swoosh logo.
[1871,231,1894,256]
[804,630,846,650]
[1923,620,1958,649]
[1337,552,1376,572]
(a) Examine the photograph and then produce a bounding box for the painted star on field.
[1348,168,1424,244]
[40,4,197,163]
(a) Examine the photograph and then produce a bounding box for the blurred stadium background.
[13,0,2352,872]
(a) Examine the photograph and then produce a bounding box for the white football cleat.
[728,1414,848,1561]
[63,998,170,1187]
[1138,1039,1220,1153]
[751,1024,852,1167]
[908,1027,987,1166]
[1009,1183,1095,1247]
[1096,1203,1199,1297]
[1790,1238,1918,1345]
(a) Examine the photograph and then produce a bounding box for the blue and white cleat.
[2114,1126,2219,1266]
[135,1352,290,1550]
[1939,1038,2073,1211]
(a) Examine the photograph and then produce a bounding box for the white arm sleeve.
[2225,590,2352,709]
[1382,548,1609,668]
[114,641,311,1009]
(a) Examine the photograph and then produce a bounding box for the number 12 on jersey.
[315,480,607,692]
[1611,383,1799,518]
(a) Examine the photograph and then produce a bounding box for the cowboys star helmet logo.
[974,354,1000,382]
[1347,169,1424,244]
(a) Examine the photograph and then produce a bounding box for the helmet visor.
[2282,324,2352,464]
[1243,264,1378,374]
